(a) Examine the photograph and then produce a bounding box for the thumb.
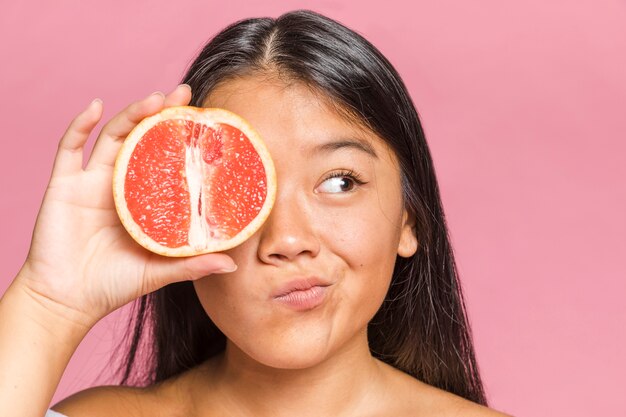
[143,253,237,293]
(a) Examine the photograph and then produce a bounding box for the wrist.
[0,273,92,416]
[9,267,97,341]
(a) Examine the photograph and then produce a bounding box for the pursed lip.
[271,277,333,311]
[271,277,333,299]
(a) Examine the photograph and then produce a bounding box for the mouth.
[272,277,332,311]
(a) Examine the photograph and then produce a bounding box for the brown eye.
[316,171,365,194]
[318,176,355,193]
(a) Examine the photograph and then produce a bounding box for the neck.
[197,330,389,417]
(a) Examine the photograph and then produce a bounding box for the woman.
[0,10,509,416]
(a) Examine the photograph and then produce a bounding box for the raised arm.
[0,85,237,417]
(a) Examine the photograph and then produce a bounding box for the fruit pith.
[114,107,275,257]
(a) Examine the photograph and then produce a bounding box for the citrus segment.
[124,119,191,247]
[113,106,276,257]
[201,124,267,240]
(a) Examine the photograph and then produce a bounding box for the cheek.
[192,275,250,335]
[192,264,281,346]
[193,278,223,321]
[192,238,264,319]
[319,198,402,272]
[317,202,402,317]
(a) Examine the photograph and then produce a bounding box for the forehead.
[202,75,397,164]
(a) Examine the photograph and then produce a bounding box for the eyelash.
[320,169,367,192]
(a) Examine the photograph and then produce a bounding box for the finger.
[86,84,192,171]
[142,253,238,294]
[52,99,103,177]
[163,84,192,107]
[85,92,165,171]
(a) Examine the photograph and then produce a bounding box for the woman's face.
[193,74,417,369]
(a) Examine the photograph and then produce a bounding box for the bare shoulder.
[378,362,513,417]
[420,387,513,417]
[51,384,151,417]
[51,375,190,417]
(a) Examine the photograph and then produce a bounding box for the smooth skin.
[0,79,510,417]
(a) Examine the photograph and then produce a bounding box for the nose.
[257,189,321,265]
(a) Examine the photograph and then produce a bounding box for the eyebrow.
[311,138,379,159]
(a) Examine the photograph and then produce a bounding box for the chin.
[227,331,335,370]
[253,348,329,370]
[251,355,331,371]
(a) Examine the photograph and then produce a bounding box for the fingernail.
[215,263,238,274]
[149,91,165,98]
[91,98,103,104]
[178,83,191,91]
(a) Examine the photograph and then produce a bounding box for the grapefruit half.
[113,106,276,257]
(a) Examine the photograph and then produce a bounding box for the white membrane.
[185,126,210,250]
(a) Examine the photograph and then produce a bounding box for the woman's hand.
[14,85,236,330]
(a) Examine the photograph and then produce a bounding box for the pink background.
[1,1,625,415]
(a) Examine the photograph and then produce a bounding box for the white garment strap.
[46,410,67,417]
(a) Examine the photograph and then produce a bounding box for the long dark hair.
[116,10,487,405]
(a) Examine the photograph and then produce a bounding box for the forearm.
[0,275,90,417]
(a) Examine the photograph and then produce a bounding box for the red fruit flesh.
[124,119,267,248]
